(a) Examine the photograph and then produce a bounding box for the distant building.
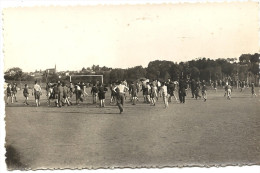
[46,64,57,74]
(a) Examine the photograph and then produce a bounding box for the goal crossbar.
[69,75,103,84]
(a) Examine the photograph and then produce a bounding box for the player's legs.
[102,99,105,107]
[6,96,10,104]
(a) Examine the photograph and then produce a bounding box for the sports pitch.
[5,88,260,169]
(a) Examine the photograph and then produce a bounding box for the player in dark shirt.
[6,83,12,105]
[195,81,201,100]
[23,84,30,105]
[91,84,98,104]
[98,84,108,107]
[130,82,138,105]
[53,84,59,107]
[178,78,187,103]
[251,82,257,97]
[11,83,18,102]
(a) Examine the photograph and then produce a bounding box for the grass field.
[4,87,260,170]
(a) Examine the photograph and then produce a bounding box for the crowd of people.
[5,77,258,113]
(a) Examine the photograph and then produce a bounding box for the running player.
[57,82,64,107]
[91,84,98,104]
[146,82,151,104]
[69,82,75,100]
[130,81,138,105]
[251,82,257,97]
[82,83,89,99]
[213,81,217,92]
[194,81,201,100]
[227,83,232,100]
[113,81,129,113]
[173,81,179,102]
[167,81,173,103]
[53,84,59,107]
[110,82,117,104]
[161,82,168,108]
[224,82,228,97]
[63,83,71,106]
[201,84,207,102]
[5,83,12,105]
[150,83,157,106]
[75,82,82,105]
[23,84,30,105]
[98,83,108,107]
[179,78,188,103]
[11,83,18,103]
[157,80,161,99]
[141,80,148,103]
[32,80,42,107]
[190,79,196,98]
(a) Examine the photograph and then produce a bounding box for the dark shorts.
[7,93,11,97]
[150,91,157,98]
[35,91,41,99]
[131,91,137,97]
[24,93,29,97]
[54,94,58,99]
[63,93,68,98]
[98,93,105,100]
[58,93,62,100]
[111,91,116,97]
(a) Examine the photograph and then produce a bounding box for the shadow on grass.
[5,145,27,170]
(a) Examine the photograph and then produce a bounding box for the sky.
[2,2,259,72]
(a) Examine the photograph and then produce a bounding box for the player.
[150,83,157,106]
[213,81,217,92]
[179,78,188,103]
[113,80,129,113]
[98,83,108,107]
[251,82,257,97]
[6,83,12,105]
[190,79,196,98]
[82,83,89,99]
[75,82,83,105]
[201,84,207,102]
[110,82,117,104]
[161,82,168,108]
[63,83,71,106]
[130,81,138,105]
[32,80,42,107]
[52,84,59,107]
[91,84,98,104]
[23,84,30,105]
[227,83,232,100]
[194,81,201,100]
[146,82,151,104]
[57,82,64,107]
[11,83,18,103]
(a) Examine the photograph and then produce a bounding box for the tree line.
[4,53,259,86]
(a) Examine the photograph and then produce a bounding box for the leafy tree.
[239,54,251,65]
[4,67,23,81]
[221,62,234,76]
[125,66,146,82]
[190,67,200,80]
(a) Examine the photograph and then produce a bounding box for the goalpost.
[69,75,103,84]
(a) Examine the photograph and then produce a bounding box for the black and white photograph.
[1,0,259,172]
